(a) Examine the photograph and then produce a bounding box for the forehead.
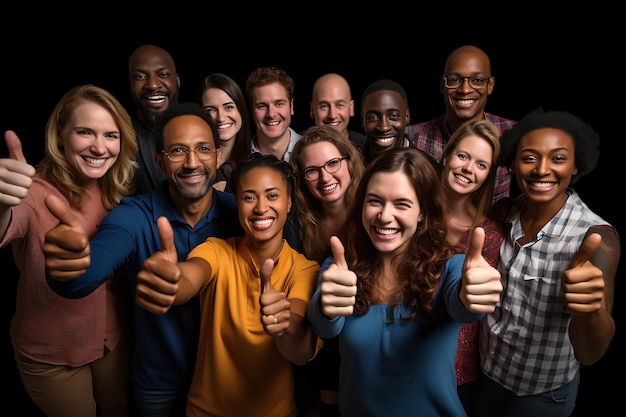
[238,166,286,189]
[316,79,350,100]
[130,48,175,72]
[519,127,575,150]
[252,82,288,102]
[163,115,214,145]
[367,171,416,197]
[363,90,405,112]
[446,51,490,74]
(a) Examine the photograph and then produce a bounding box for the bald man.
[407,44,516,203]
[310,73,365,148]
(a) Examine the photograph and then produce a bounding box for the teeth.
[375,137,394,144]
[375,227,398,235]
[455,174,470,183]
[321,184,337,191]
[252,219,273,226]
[84,157,106,165]
[267,121,279,126]
[530,182,555,188]
[218,123,233,130]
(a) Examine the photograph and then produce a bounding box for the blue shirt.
[307,254,480,417]
[48,181,243,391]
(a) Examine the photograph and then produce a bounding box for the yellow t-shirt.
[186,236,320,417]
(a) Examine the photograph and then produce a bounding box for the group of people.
[0,43,618,417]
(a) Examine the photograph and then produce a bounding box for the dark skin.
[442,45,495,134]
[128,44,181,129]
[361,89,409,164]
[511,127,618,365]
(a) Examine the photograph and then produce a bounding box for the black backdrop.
[1,18,621,416]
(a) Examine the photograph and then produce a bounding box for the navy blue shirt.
[48,181,243,391]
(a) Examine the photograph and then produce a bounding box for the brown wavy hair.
[290,125,365,263]
[36,84,138,209]
[344,147,460,322]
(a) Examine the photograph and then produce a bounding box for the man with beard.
[43,103,243,417]
[128,44,181,195]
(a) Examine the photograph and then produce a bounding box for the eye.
[326,159,341,169]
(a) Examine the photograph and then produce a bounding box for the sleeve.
[48,203,140,298]
[306,256,345,339]
[439,254,484,323]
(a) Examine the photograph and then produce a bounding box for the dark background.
[1,16,621,416]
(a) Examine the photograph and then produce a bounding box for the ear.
[156,152,166,173]
[487,75,495,95]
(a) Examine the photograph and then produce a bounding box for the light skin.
[310,73,355,139]
[511,127,618,365]
[135,166,315,364]
[441,135,493,242]
[442,45,495,133]
[0,102,119,238]
[362,90,409,152]
[201,87,243,163]
[301,141,351,207]
[61,102,121,188]
[42,113,222,281]
[128,45,180,127]
[0,132,36,237]
[250,83,294,159]
[362,171,422,263]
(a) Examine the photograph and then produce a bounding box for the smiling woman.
[0,84,138,417]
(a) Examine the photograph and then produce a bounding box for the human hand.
[460,227,503,313]
[136,216,181,314]
[260,259,291,336]
[562,233,604,315]
[320,236,357,318]
[0,131,36,208]
[43,194,90,281]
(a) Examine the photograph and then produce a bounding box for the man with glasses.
[407,44,516,203]
[43,103,243,417]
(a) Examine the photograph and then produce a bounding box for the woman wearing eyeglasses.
[288,125,365,417]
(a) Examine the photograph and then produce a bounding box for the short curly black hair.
[498,107,600,184]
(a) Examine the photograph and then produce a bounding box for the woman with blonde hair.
[0,84,137,417]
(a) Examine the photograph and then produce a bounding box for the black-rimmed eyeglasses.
[162,146,215,162]
[303,157,348,181]
[443,76,491,90]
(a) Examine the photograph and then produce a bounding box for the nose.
[183,149,201,167]
[90,135,108,155]
[378,203,394,222]
[460,78,473,93]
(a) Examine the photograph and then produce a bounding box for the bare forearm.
[275,314,318,365]
[569,309,615,365]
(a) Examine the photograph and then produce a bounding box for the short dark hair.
[154,102,220,151]
[361,79,408,109]
[498,107,600,184]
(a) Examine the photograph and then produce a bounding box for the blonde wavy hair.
[36,84,138,209]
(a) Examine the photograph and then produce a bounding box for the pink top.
[1,176,130,366]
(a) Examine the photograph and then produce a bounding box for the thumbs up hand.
[320,236,357,318]
[43,195,91,281]
[562,232,605,315]
[260,259,291,336]
[460,227,503,314]
[136,216,181,314]
[0,130,36,208]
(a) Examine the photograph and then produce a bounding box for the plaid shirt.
[479,189,612,395]
[407,113,516,203]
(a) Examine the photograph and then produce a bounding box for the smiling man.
[407,45,516,203]
[128,44,181,195]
